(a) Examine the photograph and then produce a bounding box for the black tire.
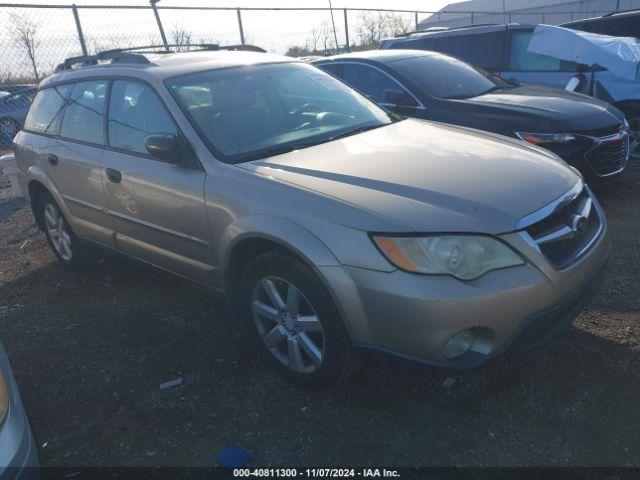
[239,250,355,388]
[38,191,99,272]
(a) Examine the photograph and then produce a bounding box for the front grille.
[577,124,622,138]
[525,188,602,269]
[585,136,629,177]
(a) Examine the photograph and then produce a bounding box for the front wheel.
[239,250,355,388]
[38,191,99,272]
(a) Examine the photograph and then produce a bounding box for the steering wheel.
[293,102,322,118]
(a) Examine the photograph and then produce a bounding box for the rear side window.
[108,80,177,155]
[59,81,107,144]
[23,85,71,135]
[435,31,505,70]
[507,31,581,72]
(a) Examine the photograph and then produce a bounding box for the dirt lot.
[1,165,639,467]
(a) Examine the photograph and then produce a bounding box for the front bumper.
[325,219,610,369]
[0,345,39,479]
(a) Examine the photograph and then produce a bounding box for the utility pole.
[150,0,169,52]
[328,0,339,53]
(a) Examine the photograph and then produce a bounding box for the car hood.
[459,85,623,131]
[238,119,580,234]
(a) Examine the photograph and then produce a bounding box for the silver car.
[14,47,610,387]
[0,341,39,478]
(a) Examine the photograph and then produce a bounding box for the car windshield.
[168,62,395,163]
[390,54,514,100]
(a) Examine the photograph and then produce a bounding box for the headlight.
[0,371,9,424]
[515,132,576,145]
[372,235,524,281]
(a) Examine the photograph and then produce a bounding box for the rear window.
[23,85,71,135]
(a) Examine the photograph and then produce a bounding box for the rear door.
[500,27,582,88]
[100,79,213,284]
[24,81,115,247]
[433,28,506,72]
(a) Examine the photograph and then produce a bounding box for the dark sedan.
[313,50,630,185]
[0,87,36,148]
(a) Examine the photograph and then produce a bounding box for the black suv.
[314,50,630,184]
[562,9,640,39]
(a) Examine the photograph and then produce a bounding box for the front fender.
[219,214,373,341]
[219,214,341,279]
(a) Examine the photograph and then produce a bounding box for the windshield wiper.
[327,124,385,142]
[237,140,326,163]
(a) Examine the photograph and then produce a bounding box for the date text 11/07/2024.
[233,469,401,477]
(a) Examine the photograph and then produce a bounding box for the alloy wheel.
[44,203,73,261]
[251,276,325,373]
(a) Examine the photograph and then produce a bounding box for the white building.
[418,0,640,28]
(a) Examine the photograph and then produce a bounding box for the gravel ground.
[0,166,639,467]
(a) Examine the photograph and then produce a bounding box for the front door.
[100,79,213,284]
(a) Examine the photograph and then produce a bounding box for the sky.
[1,0,463,80]
[4,0,459,9]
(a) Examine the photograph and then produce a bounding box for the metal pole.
[72,4,88,56]
[415,11,419,29]
[328,0,339,52]
[470,12,474,25]
[237,8,245,45]
[150,0,169,52]
[343,9,350,53]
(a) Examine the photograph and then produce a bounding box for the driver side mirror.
[383,88,415,108]
[145,133,179,163]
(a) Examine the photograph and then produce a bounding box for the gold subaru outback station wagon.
[14,45,610,387]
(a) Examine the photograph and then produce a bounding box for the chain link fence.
[0,3,631,87]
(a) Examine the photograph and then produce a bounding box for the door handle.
[106,168,122,183]
[47,154,58,166]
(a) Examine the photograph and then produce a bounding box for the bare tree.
[170,23,193,51]
[9,11,40,81]
[308,26,322,53]
[386,13,414,37]
[356,12,386,47]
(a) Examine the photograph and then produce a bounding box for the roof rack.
[602,8,640,17]
[397,23,504,38]
[55,43,267,72]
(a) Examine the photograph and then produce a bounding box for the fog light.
[443,330,475,360]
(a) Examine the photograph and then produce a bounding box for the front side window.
[108,80,177,155]
[390,54,513,99]
[341,63,416,106]
[59,80,107,144]
[169,62,393,163]
[508,31,581,72]
[23,85,71,135]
